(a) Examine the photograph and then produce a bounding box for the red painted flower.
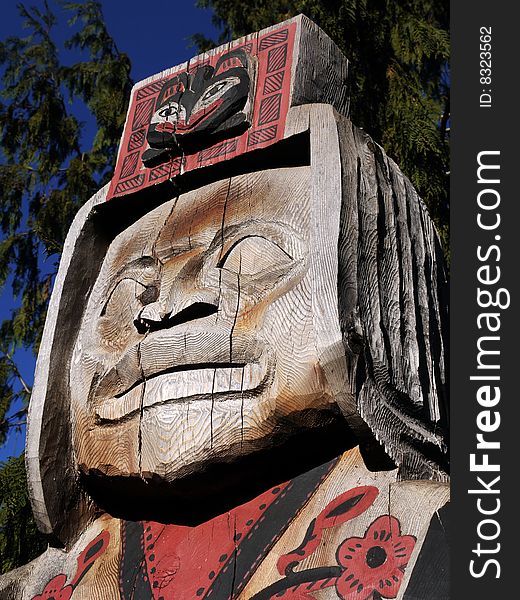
[31,574,73,600]
[335,515,416,600]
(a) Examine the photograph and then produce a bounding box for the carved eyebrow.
[105,256,159,292]
[113,256,158,279]
[206,221,295,260]
[216,235,292,268]
[154,238,205,263]
[100,257,160,316]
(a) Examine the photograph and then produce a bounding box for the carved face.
[71,166,345,482]
[142,50,252,166]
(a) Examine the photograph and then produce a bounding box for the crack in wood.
[231,513,238,600]
[210,366,217,449]
[136,340,147,481]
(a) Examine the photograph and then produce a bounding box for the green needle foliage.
[195,0,450,252]
[0,0,132,571]
[0,454,47,573]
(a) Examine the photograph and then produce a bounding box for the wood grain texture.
[241,447,448,600]
[291,16,350,116]
[1,14,450,599]
[284,104,448,480]
[26,183,112,543]
[335,116,449,480]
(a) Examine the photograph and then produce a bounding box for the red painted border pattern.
[107,23,296,201]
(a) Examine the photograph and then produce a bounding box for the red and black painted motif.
[29,471,446,599]
[258,94,282,126]
[197,139,238,163]
[252,490,417,600]
[128,129,146,152]
[263,72,284,94]
[118,457,337,600]
[141,49,252,168]
[149,162,174,182]
[136,80,164,102]
[259,29,289,51]
[119,151,140,179]
[113,174,145,196]
[247,125,278,147]
[107,22,296,201]
[132,98,156,132]
[31,531,110,600]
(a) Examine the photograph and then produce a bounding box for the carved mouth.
[91,329,268,422]
[94,361,268,422]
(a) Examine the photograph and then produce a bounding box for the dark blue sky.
[0,1,220,81]
[0,0,220,460]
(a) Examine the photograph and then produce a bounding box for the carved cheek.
[179,98,224,130]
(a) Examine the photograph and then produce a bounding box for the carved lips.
[142,49,253,167]
[92,328,269,422]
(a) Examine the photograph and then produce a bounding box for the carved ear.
[214,49,249,76]
[157,72,189,107]
[190,64,215,92]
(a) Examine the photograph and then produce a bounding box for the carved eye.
[218,236,292,276]
[201,81,228,102]
[199,76,241,105]
[158,104,178,119]
[100,279,146,319]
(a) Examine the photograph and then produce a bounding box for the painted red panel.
[107,22,296,201]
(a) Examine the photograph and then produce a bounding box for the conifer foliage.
[195,0,450,249]
[0,0,132,571]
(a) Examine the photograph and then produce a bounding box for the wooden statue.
[0,15,449,600]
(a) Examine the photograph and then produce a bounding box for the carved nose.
[135,296,218,334]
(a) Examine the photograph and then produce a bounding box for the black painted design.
[136,80,164,101]
[203,457,339,599]
[258,94,282,126]
[266,45,287,73]
[247,126,278,146]
[259,29,288,51]
[198,140,238,163]
[142,49,252,167]
[148,163,171,182]
[282,519,317,575]
[263,72,284,94]
[325,493,365,519]
[120,521,153,600]
[251,566,343,600]
[84,539,104,562]
[402,502,450,600]
[114,174,144,194]
[366,546,387,569]
[120,151,140,179]
[128,129,146,152]
[132,98,155,131]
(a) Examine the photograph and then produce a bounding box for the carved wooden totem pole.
[0,16,449,600]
